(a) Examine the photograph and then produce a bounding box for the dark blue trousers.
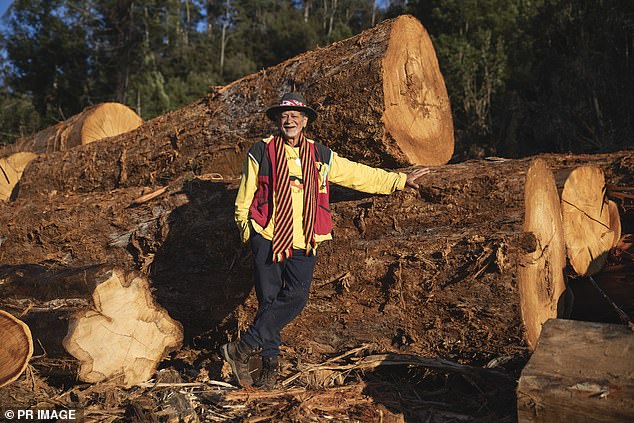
[241,232,317,358]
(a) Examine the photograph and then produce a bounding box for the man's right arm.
[235,154,259,244]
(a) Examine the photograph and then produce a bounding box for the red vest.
[248,138,333,236]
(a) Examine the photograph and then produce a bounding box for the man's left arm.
[328,152,429,193]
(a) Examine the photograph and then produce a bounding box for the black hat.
[266,92,318,123]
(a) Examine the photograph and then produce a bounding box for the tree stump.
[518,159,567,350]
[0,310,33,388]
[0,265,183,387]
[561,166,613,276]
[517,318,634,423]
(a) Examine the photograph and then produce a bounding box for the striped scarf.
[271,132,317,262]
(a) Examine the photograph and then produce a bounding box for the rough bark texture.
[0,309,33,388]
[519,159,567,350]
[1,152,631,366]
[517,319,634,423]
[0,150,631,421]
[0,265,183,387]
[16,15,452,199]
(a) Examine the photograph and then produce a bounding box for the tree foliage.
[0,0,632,157]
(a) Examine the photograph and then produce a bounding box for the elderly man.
[223,92,429,390]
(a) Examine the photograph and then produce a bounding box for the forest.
[1,0,633,159]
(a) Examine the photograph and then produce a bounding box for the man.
[223,92,429,390]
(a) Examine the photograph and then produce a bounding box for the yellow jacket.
[235,136,407,249]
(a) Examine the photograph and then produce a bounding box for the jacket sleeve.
[328,152,406,194]
[235,154,259,243]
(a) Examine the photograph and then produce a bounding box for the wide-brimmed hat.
[266,92,317,123]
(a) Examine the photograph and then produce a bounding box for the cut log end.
[561,166,613,277]
[62,268,183,387]
[383,15,454,166]
[0,310,33,388]
[78,102,144,145]
[16,102,143,154]
[0,152,37,201]
[519,159,567,350]
[608,200,622,248]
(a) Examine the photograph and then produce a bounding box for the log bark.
[0,152,37,201]
[0,152,631,368]
[561,166,613,276]
[16,15,452,198]
[12,103,143,154]
[517,318,634,423]
[0,265,183,387]
[0,309,33,388]
[518,159,567,350]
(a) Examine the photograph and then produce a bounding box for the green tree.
[2,0,90,124]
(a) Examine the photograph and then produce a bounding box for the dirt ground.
[1,149,632,422]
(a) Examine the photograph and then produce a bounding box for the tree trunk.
[517,318,634,423]
[0,265,183,387]
[561,166,613,276]
[0,310,33,388]
[518,159,567,350]
[10,103,143,155]
[16,15,453,198]
[2,152,631,367]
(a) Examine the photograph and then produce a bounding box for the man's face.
[278,111,308,139]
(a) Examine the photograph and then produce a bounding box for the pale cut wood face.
[62,269,183,387]
[561,165,613,277]
[16,102,143,154]
[0,309,33,388]
[0,152,37,201]
[519,158,567,350]
[382,15,454,166]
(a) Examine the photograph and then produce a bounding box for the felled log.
[0,265,183,387]
[561,166,613,276]
[0,152,37,201]
[0,309,33,388]
[13,102,143,154]
[518,159,567,350]
[16,14,452,198]
[517,318,634,423]
[0,152,631,366]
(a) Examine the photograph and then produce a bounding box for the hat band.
[280,99,306,107]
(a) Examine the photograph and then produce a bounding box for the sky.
[0,0,11,30]
[0,0,11,19]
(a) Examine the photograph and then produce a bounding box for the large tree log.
[16,15,452,198]
[561,166,613,276]
[1,152,631,368]
[11,102,143,154]
[518,159,567,350]
[0,310,33,388]
[0,265,183,387]
[517,318,634,423]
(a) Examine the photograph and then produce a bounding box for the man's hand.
[405,167,430,189]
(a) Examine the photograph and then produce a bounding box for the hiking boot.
[221,339,255,387]
[254,356,278,390]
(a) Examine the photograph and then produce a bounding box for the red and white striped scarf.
[271,132,317,262]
